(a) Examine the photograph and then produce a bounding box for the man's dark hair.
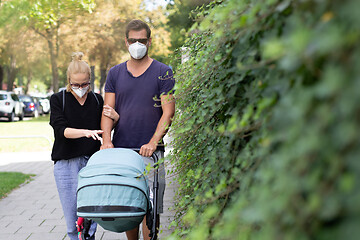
[125,19,151,39]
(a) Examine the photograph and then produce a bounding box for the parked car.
[0,90,24,122]
[19,95,43,117]
[38,97,50,114]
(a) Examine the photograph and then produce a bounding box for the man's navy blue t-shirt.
[104,59,175,150]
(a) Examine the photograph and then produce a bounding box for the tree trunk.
[6,55,18,92]
[90,65,95,92]
[0,65,3,90]
[100,68,107,96]
[48,39,59,92]
[25,69,32,94]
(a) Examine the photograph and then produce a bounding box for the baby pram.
[76,148,160,239]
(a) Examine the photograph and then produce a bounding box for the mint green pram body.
[77,148,151,233]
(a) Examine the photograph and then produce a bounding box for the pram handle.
[130,148,159,164]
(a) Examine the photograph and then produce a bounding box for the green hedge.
[168,0,360,239]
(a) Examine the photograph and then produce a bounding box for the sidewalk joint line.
[25,233,32,240]
[14,226,22,234]
[5,221,12,228]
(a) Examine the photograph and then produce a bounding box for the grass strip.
[0,172,35,199]
[0,114,53,152]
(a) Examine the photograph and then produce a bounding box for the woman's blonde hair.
[66,52,91,92]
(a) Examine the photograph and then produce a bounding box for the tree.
[166,0,212,52]
[0,0,172,94]
[64,0,172,94]
[60,0,139,94]
[0,14,51,92]
[0,65,3,90]
[144,4,172,64]
[1,0,96,92]
[0,26,23,91]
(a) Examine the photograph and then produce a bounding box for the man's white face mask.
[128,42,147,60]
[72,86,89,98]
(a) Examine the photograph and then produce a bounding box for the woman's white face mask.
[72,86,89,98]
[128,42,147,60]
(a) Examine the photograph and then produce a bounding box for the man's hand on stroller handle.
[140,142,157,157]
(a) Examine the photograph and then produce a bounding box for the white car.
[31,95,51,114]
[0,90,24,121]
[39,97,50,114]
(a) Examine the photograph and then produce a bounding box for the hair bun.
[71,52,84,61]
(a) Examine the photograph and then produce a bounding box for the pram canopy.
[77,148,151,233]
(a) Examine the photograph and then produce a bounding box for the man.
[101,19,175,240]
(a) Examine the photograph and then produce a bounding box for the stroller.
[76,148,160,239]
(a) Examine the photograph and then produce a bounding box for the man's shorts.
[141,150,166,214]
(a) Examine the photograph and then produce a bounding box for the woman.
[50,52,118,240]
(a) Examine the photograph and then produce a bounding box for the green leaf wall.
[168,0,360,239]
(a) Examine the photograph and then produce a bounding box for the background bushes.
[168,0,360,239]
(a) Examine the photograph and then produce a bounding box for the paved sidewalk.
[0,151,177,240]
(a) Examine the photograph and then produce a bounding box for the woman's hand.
[64,128,103,142]
[103,104,119,122]
[83,129,103,142]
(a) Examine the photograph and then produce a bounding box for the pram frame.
[135,149,159,240]
[150,150,159,240]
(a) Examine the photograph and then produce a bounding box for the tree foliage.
[0,0,95,92]
[166,0,212,52]
[64,0,139,94]
[168,0,360,239]
[0,0,172,93]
